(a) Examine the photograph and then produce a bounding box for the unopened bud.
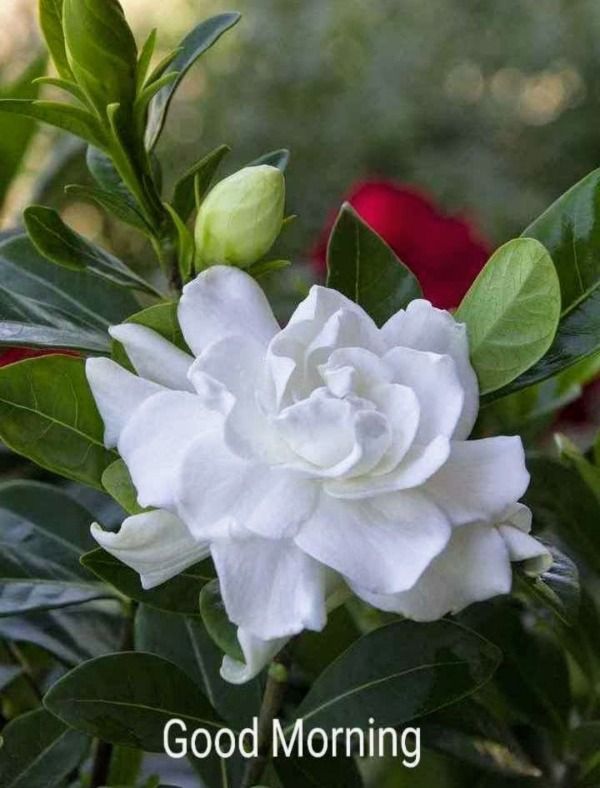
[194,165,285,269]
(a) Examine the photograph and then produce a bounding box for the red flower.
[312,180,491,309]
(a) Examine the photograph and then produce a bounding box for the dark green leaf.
[172,144,230,221]
[492,168,600,398]
[39,0,72,79]
[199,579,243,662]
[294,605,360,679]
[0,100,105,148]
[0,579,111,616]
[525,456,600,573]
[0,233,139,352]
[456,238,561,394]
[0,708,89,788]
[0,480,97,579]
[327,203,422,326]
[102,459,146,515]
[0,56,47,208]
[24,205,161,296]
[44,652,225,749]
[0,355,116,488]
[291,619,501,732]
[135,605,262,728]
[0,664,21,692]
[249,148,290,171]
[145,13,241,149]
[81,548,214,615]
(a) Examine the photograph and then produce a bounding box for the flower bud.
[194,165,285,268]
[63,0,138,116]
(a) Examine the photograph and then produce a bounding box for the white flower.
[86,266,550,683]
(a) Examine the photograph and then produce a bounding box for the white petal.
[178,266,279,355]
[382,300,479,439]
[384,347,464,442]
[355,523,512,620]
[109,324,194,392]
[319,347,391,398]
[498,525,552,574]
[176,434,318,540]
[325,436,450,498]
[211,535,327,639]
[369,384,420,475]
[85,357,163,448]
[295,491,450,594]
[220,629,287,684]
[119,390,222,511]
[424,436,529,525]
[91,510,208,590]
[288,284,369,327]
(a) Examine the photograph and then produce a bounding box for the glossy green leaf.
[456,238,561,394]
[135,605,262,729]
[44,652,225,749]
[246,259,291,279]
[81,548,214,615]
[24,205,161,296]
[65,185,151,234]
[327,203,422,326]
[172,144,230,221]
[39,0,72,79]
[492,169,600,397]
[0,355,116,488]
[145,13,241,149]
[0,100,105,148]
[0,579,110,616]
[0,233,138,352]
[33,75,86,104]
[102,459,146,515]
[249,148,290,171]
[0,708,89,788]
[0,480,97,579]
[291,619,501,732]
[199,579,243,662]
[525,456,600,574]
[0,56,47,208]
[164,204,195,282]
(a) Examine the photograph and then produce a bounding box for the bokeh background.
[2,0,600,259]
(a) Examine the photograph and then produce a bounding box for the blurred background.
[2,0,600,259]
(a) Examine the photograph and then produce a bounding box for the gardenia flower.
[86,266,550,683]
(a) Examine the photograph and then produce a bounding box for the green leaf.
[0,579,111,616]
[164,204,195,283]
[102,459,146,515]
[172,144,230,221]
[493,168,600,397]
[0,355,116,489]
[525,456,600,574]
[145,13,241,149]
[0,233,138,352]
[555,433,600,503]
[136,29,158,90]
[24,205,161,296]
[455,238,561,394]
[515,544,580,626]
[291,619,501,732]
[0,100,105,149]
[0,707,89,788]
[39,0,73,80]
[0,56,47,208]
[135,605,262,729]
[32,76,86,104]
[249,148,290,171]
[81,548,214,615]
[0,480,97,579]
[44,652,225,749]
[326,203,423,326]
[65,185,151,234]
[199,579,243,662]
[246,259,291,280]
[111,301,189,369]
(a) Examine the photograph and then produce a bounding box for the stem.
[240,653,290,788]
[90,739,112,788]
